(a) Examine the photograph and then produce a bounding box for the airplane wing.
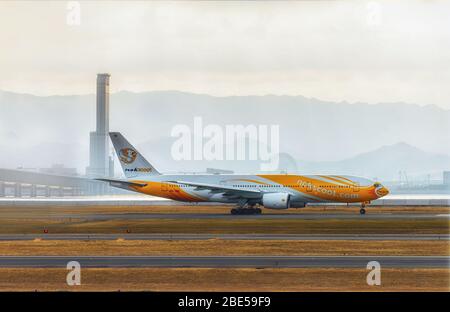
[95,178,147,190]
[166,180,262,199]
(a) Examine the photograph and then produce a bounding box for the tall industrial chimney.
[86,73,113,177]
[96,73,110,135]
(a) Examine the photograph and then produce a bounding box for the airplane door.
[353,182,360,192]
[161,182,168,192]
[306,182,313,192]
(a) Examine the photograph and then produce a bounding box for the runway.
[0,255,447,268]
[0,233,448,241]
[48,212,450,220]
[1,194,450,206]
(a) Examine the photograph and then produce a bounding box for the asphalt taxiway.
[44,213,450,220]
[0,255,447,268]
[1,194,449,206]
[0,234,448,241]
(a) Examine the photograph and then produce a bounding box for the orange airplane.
[98,132,389,215]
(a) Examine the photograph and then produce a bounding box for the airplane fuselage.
[127,174,389,207]
[104,132,390,213]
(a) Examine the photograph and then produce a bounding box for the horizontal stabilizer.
[96,178,147,190]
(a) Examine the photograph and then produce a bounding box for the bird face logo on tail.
[119,148,137,164]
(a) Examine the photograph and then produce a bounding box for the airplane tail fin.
[109,132,160,178]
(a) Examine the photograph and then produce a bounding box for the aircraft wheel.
[360,208,366,215]
[255,208,262,215]
[231,208,238,215]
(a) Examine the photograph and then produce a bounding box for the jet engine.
[262,193,290,209]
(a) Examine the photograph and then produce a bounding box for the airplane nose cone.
[376,186,389,197]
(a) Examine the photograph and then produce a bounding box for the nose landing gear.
[359,202,369,215]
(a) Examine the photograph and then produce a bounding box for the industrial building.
[0,168,107,197]
[0,74,116,197]
[444,171,450,186]
[86,73,114,178]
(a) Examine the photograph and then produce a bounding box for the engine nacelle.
[262,193,290,209]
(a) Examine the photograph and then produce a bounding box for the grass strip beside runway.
[0,218,447,234]
[0,239,447,256]
[0,268,447,291]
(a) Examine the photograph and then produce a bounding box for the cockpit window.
[374,183,381,187]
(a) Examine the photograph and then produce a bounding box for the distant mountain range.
[0,89,449,180]
[295,142,450,181]
[135,139,450,181]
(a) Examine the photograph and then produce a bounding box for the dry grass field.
[0,268,448,291]
[0,204,449,216]
[0,205,447,234]
[0,204,447,291]
[0,239,447,256]
[0,217,447,234]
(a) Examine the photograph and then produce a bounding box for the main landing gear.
[230,200,262,215]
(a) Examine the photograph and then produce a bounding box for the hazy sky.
[1,1,449,108]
